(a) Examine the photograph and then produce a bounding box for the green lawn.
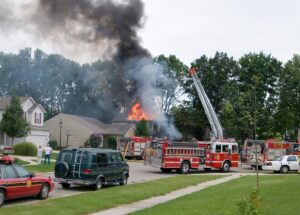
[1,175,223,215]
[25,162,55,173]
[14,157,30,165]
[131,175,300,215]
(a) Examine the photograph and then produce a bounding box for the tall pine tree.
[0,95,30,145]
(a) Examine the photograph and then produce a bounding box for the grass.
[25,162,55,173]
[43,152,58,160]
[130,175,300,215]
[1,175,223,215]
[14,157,30,165]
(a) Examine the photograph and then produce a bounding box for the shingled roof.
[0,97,32,110]
[56,113,133,135]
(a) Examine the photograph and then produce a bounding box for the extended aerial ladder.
[189,67,223,140]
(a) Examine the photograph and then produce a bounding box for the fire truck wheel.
[160,168,172,173]
[180,161,190,174]
[222,161,231,173]
[281,166,289,174]
[0,189,5,206]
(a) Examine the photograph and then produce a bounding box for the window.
[287,156,297,162]
[2,166,17,179]
[110,153,118,163]
[110,153,123,163]
[35,113,42,124]
[215,145,221,153]
[14,165,30,178]
[232,145,238,153]
[222,145,229,153]
[97,153,108,167]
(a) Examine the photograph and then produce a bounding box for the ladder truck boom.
[189,67,224,140]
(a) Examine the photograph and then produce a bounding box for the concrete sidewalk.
[90,173,243,215]
[14,155,56,165]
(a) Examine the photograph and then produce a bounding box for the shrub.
[48,140,58,150]
[90,135,101,148]
[13,142,37,156]
[107,136,117,149]
[237,190,261,215]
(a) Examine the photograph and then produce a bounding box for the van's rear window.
[59,151,74,163]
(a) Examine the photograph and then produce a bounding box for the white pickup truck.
[262,155,300,173]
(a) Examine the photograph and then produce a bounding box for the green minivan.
[54,148,129,190]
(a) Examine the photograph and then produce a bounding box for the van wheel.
[61,183,70,189]
[93,179,103,190]
[0,190,5,206]
[179,161,190,174]
[120,174,128,185]
[281,166,289,174]
[222,161,231,173]
[38,183,49,200]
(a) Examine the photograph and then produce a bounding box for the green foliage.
[13,142,37,156]
[14,157,30,165]
[154,55,188,114]
[275,54,300,140]
[135,119,150,137]
[107,136,117,149]
[237,190,262,215]
[0,95,30,145]
[48,140,58,150]
[89,135,102,148]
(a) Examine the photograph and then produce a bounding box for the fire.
[127,102,152,121]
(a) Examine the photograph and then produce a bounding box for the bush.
[48,140,58,150]
[107,136,117,149]
[13,142,37,156]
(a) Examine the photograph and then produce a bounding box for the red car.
[0,156,54,206]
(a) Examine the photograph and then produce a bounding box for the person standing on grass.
[37,145,43,164]
[44,144,52,165]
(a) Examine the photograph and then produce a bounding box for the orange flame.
[127,102,152,121]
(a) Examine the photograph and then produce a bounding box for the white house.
[0,96,50,147]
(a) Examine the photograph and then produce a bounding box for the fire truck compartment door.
[134,143,141,155]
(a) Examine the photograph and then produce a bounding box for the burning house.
[112,102,172,138]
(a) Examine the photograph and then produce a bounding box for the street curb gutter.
[90,174,242,215]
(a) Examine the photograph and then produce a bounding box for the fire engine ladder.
[123,142,130,159]
[189,68,223,140]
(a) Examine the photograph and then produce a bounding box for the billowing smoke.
[0,0,182,138]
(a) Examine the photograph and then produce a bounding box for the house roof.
[56,113,133,136]
[0,96,31,110]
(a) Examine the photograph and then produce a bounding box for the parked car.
[262,155,300,174]
[0,156,54,206]
[0,145,13,155]
[54,148,129,190]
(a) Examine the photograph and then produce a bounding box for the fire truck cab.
[145,139,239,174]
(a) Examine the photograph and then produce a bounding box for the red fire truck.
[144,67,240,173]
[145,139,239,174]
[242,139,300,169]
[117,136,151,160]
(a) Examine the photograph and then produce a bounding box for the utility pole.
[59,119,63,149]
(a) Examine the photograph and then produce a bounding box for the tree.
[134,119,150,137]
[0,95,30,145]
[236,53,282,140]
[275,54,300,141]
[154,55,188,114]
[181,52,239,140]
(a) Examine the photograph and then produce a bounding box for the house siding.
[44,115,92,148]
